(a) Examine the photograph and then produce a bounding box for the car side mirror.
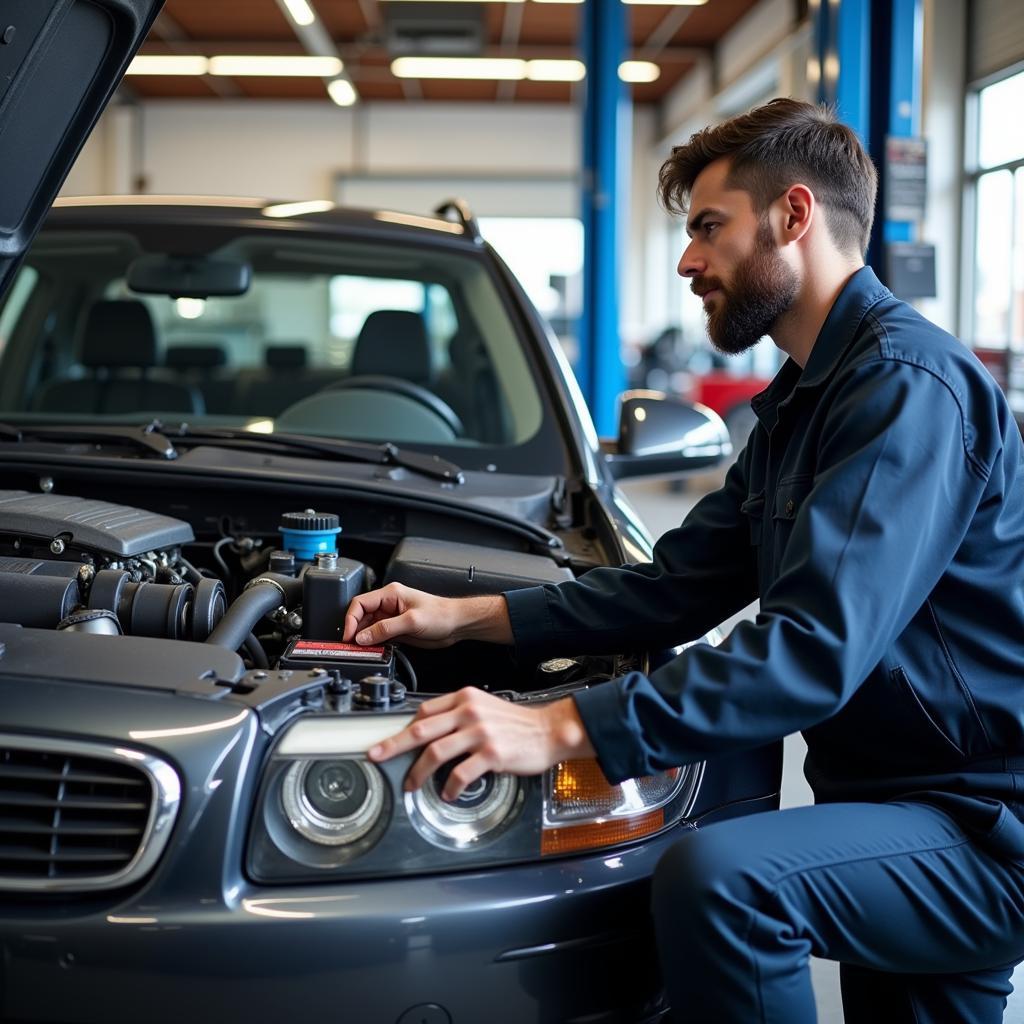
[604,390,732,481]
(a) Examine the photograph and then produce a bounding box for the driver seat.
[351,310,433,385]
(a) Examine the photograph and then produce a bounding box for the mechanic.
[343,98,1024,1024]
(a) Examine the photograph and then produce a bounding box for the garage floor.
[620,476,1024,1024]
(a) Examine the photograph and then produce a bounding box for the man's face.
[678,159,799,355]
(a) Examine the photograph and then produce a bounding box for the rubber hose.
[205,582,282,653]
[243,632,269,669]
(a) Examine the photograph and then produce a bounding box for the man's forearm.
[452,594,514,645]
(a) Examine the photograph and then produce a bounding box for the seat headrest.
[448,327,487,368]
[265,345,308,369]
[81,300,158,368]
[165,344,228,369]
[352,310,431,383]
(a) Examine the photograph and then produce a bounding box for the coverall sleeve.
[572,359,993,784]
[504,443,760,664]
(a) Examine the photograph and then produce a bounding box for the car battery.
[279,637,395,681]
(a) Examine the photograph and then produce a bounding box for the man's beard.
[693,221,799,355]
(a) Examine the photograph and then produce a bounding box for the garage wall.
[61,101,578,205]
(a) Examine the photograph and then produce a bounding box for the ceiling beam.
[149,11,241,98]
[273,0,359,102]
[643,6,696,54]
[496,0,525,103]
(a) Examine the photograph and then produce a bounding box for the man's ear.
[775,183,814,244]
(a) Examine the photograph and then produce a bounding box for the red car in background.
[631,328,778,448]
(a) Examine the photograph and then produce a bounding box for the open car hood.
[0,0,163,298]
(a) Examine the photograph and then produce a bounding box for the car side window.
[0,265,39,358]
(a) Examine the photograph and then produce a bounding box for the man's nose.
[677,241,704,279]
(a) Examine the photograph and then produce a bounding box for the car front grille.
[0,737,180,892]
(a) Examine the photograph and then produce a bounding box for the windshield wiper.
[168,426,464,485]
[0,422,178,460]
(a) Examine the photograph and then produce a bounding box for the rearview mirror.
[127,254,252,298]
[604,390,732,480]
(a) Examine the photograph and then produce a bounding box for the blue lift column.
[812,0,924,280]
[578,0,629,438]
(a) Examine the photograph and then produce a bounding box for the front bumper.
[1,828,687,1024]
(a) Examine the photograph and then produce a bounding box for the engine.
[0,489,621,697]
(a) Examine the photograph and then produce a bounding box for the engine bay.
[0,489,634,703]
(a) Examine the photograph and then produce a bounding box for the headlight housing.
[248,709,702,882]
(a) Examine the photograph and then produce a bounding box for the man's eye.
[704,222,720,236]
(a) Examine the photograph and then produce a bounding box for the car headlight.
[249,711,702,881]
[282,759,386,846]
[541,758,696,856]
[405,759,521,850]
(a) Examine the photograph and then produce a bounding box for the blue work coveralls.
[505,267,1024,1022]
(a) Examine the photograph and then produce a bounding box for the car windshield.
[0,214,565,474]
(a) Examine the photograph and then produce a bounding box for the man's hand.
[367,687,596,800]
[343,583,513,648]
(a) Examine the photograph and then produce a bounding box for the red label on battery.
[290,640,387,660]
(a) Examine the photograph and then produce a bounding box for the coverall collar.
[752,266,892,427]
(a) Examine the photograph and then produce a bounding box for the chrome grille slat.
[0,795,149,811]
[0,765,147,787]
[0,820,141,836]
[0,737,181,892]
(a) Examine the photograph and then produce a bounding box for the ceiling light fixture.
[526,59,586,82]
[391,57,526,80]
[619,60,661,83]
[621,0,707,5]
[281,0,316,26]
[209,55,342,77]
[126,55,210,76]
[327,79,358,106]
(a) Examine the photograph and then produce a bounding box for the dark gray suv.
[0,5,781,1021]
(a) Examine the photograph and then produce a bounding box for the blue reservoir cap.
[279,509,341,561]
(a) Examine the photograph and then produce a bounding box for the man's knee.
[652,824,751,917]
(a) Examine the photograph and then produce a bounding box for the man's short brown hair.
[659,98,878,257]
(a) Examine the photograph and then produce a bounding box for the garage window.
[965,67,1024,351]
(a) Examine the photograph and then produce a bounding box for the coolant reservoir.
[278,509,341,561]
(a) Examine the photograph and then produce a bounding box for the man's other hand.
[343,582,458,648]
[367,687,595,800]
[343,583,514,648]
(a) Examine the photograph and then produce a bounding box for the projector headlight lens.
[406,760,521,849]
[282,759,385,846]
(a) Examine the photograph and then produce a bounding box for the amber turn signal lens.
[541,809,665,855]
[551,758,619,806]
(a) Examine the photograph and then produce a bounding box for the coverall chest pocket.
[740,490,765,545]
[771,475,814,563]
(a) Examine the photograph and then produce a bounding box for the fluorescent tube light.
[126,55,210,76]
[327,79,358,106]
[619,60,661,83]
[209,55,342,77]
[391,57,526,80]
[622,0,707,5]
[526,60,585,82]
[281,0,316,25]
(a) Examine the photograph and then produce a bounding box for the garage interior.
[43,0,1024,1020]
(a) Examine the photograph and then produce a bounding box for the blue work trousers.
[651,801,1024,1023]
